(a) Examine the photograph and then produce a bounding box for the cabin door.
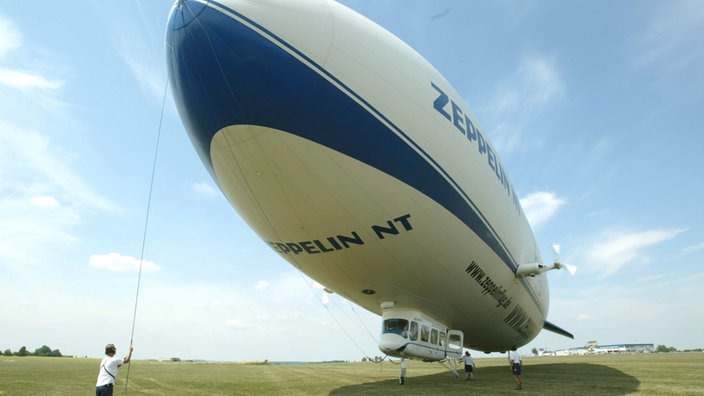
[446,329,463,358]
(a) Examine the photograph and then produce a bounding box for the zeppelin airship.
[165,0,573,368]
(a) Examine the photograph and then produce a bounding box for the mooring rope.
[123,73,170,394]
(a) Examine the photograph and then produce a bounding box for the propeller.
[515,244,578,277]
[551,243,577,275]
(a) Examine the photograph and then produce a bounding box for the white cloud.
[520,191,565,229]
[577,314,595,321]
[0,16,64,93]
[94,2,166,102]
[191,181,220,197]
[0,121,119,213]
[255,280,270,291]
[0,67,64,90]
[0,195,80,268]
[0,15,117,275]
[484,55,564,153]
[636,1,704,88]
[0,124,90,269]
[0,17,112,215]
[0,14,21,59]
[30,195,59,208]
[89,252,161,272]
[225,319,252,329]
[584,229,685,277]
[122,50,165,101]
[678,242,704,257]
[192,299,231,309]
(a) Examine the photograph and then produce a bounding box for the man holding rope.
[96,343,133,395]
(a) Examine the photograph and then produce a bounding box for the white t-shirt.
[96,355,124,386]
[461,354,474,366]
[509,350,522,365]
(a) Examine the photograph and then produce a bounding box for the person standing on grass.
[508,346,523,390]
[96,344,133,396]
[461,351,476,381]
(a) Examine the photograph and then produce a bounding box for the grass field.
[1,352,703,395]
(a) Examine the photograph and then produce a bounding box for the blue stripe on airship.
[166,1,520,273]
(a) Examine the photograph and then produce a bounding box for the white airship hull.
[167,0,555,353]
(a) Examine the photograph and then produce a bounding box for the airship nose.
[165,0,336,175]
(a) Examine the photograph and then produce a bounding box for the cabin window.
[439,331,446,346]
[409,321,419,341]
[383,319,409,338]
[420,325,429,342]
[430,329,438,345]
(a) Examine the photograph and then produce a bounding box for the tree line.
[2,345,63,357]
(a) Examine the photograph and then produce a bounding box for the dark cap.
[105,344,117,354]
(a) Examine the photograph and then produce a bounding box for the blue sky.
[1,1,702,362]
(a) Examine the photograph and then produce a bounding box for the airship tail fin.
[543,320,574,339]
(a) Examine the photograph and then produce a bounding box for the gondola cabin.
[380,308,463,362]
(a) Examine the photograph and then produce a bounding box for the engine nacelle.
[515,263,550,277]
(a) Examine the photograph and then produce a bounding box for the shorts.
[512,363,522,376]
[96,383,114,396]
[464,365,474,372]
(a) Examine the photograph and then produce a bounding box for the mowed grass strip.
[1,353,703,395]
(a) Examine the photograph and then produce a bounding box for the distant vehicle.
[166,0,573,373]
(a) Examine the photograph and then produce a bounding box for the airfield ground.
[1,352,703,395]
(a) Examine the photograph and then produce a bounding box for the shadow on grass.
[331,362,640,395]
